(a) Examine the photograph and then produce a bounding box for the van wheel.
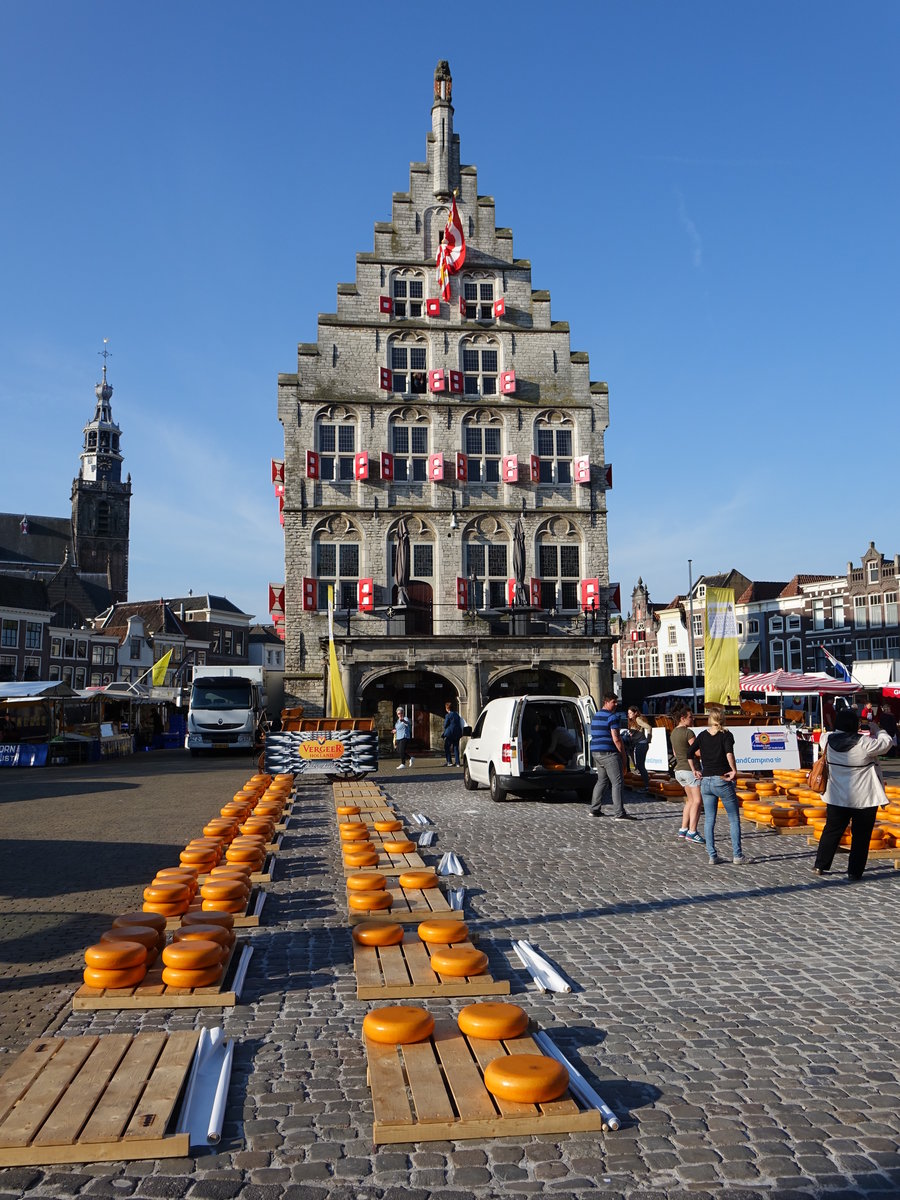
[489,766,508,803]
[463,761,478,791]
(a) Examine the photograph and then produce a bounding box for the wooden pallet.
[0,1031,199,1166]
[365,1018,604,1145]
[342,845,427,876]
[354,932,508,1000]
[73,942,246,1011]
[348,881,456,926]
[163,887,262,930]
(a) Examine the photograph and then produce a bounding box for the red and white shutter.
[506,579,517,606]
[268,584,285,616]
[302,578,317,611]
[270,458,284,483]
[379,367,392,391]
[279,495,285,526]
[429,369,446,393]
[357,579,374,612]
[456,577,469,610]
[426,297,441,317]
[354,452,369,481]
[580,578,601,612]
[448,370,463,394]
[380,452,394,481]
[274,481,285,498]
[493,297,506,318]
[459,295,467,317]
[500,370,517,395]
[502,455,519,483]
[379,295,393,314]
[306,450,320,480]
[530,578,542,607]
[428,452,444,481]
[529,454,540,483]
[574,455,591,483]
[455,452,468,482]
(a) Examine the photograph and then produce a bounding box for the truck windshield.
[191,683,251,710]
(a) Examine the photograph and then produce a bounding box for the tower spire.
[431,60,454,198]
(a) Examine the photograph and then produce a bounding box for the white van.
[462,694,597,803]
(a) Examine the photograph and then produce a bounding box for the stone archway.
[359,667,466,754]
[487,666,584,702]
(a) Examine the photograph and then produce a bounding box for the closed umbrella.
[512,516,528,607]
[394,519,410,607]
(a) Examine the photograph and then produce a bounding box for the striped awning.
[740,671,859,696]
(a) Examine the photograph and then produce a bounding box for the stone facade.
[278,62,613,739]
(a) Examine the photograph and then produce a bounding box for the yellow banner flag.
[151,649,173,687]
[327,586,351,719]
[704,587,740,706]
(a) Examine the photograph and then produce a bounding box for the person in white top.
[813,708,893,879]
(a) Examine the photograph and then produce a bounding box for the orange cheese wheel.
[362,1006,435,1045]
[483,1054,569,1103]
[84,941,147,970]
[113,911,167,933]
[100,926,161,954]
[374,820,403,832]
[180,849,217,866]
[143,900,190,917]
[161,964,224,988]
[225,847,265,864]
[83,964,147,990]
[417,918,469,944]
[143,883,191,904]
[202,898,247,913]
[347,871,388,892]
[429,947,488,977]
[348,890,393,911]
[174,924,232,949]
[161,939,223,970]
[208,868,253,885]
[398,870,439,890]
[155,867,199,882]
[457,1002,529,1040]
[343,848,380,867]
[182,910,235,932]
[337,805,361,815]
[340,826,371,841]
[383,840,416,854]
[230,834,266,847]
[200,879,250,902]
[352,922,405,946]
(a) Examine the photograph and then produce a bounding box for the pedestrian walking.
[393,707,413,770]
[813,708,893,879]
[688,708,743,864]
[442,701,463,767]
[670,704,704,845]
[589,693,635,819]
[625,705,653,788]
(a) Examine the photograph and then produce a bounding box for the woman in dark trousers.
[813,708,892,879]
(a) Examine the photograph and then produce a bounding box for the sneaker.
[676,827,689,839]
[396,764,405,770]
[732,855,747,865]
[408,757,414,767]
[708,855,722,866]
[615,813,638,821]
[685,831,706,845]
[810,866,826,876]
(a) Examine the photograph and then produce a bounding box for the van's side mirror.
[462,725,473,737]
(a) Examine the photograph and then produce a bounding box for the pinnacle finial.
[434,60,452,103]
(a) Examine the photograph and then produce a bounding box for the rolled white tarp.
[516,940,571,993]
[448,886,466,910]
[532,1031,620,1131]
[230,944,254,1001]
[417,830,436,847]
[177,1026,237,1146]
[252,890,267,918]
[513,942,547,992]
[437,851,466,876]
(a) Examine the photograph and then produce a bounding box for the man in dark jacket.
[442,701,464,766]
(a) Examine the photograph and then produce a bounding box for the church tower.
[70,352,131,602]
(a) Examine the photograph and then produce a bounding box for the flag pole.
[687,559,698,713]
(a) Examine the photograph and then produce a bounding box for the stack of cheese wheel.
[100,922,164,965]
[83,938,148,990]
[344,842,379,868]
[240,816,275,840]
[340,821,371,842]
[225,834,266,873]
[181,909,235,946]
[736,788,756,805]
[207,862,253,886]
[362,1005,434,1044]
[348,884,393,913]
[152,868,199,899]
[173,923,231,962]
[160,937,224,989]
[203,818,238,843]
[200,875,250,913]
[143,880,192,918]
[770,804,801,828]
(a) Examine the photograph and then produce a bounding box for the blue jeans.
[700,776,742,860]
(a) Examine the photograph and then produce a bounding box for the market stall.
[0,681,80,767]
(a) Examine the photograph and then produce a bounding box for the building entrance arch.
[487,667,581,702]
[359,667,461,754]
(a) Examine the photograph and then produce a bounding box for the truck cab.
[186,674,266,754]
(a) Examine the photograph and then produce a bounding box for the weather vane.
[98,338,112,364]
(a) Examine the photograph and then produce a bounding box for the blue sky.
[1,1,898,620]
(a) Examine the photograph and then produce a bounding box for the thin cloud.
[675,189,703,269]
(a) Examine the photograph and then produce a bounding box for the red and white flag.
[436,196,466,301]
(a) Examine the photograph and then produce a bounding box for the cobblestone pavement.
[1,753,899,1199]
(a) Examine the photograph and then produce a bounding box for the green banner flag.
[704,586,740,706]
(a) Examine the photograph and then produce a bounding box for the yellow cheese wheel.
[143,882,191,904]
[84,941,147,970]
[340,826,371,841]
[352,922,405,946]
[383,839,416,854]
[225,847,265,865]
[347,871,388,891]
[202,898,247,913]
[208,865,253,882]
[174,924,231,949]
[362,1006,435,1045]
[429,947,489,977]
[161,939,223,970]
[182,910,235,932]
[374,820,403,832]
[161,964,224,988]
[100,926,161,954]
[457,1002,529,1040]
[483,1053,569,1103]
[337,805,361,815]
[155,867,199,882]
[83,964,147,990]
[200,879,250,902]
[399,870,438,890]
[417,917,469,944]
[113,911,167,933]
[143,899,191,917]
[343,848,380,867]
[180,849,217,866]
[348,890,393,911]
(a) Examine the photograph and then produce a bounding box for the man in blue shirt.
[589,693,635,819]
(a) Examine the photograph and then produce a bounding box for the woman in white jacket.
[813,707,893,879]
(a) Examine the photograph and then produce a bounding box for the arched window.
[534,412,574,484]
[389,334,428,396]
[463,516,510,610]
[637,650,646,677]
[787,637,803,671]
[313,516,361,610]
[462,408,502,483]
[650,647,659,675]
[461,335,499,396]
[625,648,634,677]
[536,518,581,611]
[389,406,430,483]
[87,431,97,449]
[97,501,110,536]
[315,406,357,481]
[770,639,785,671]
[391,269,425,319]
[390,517,436,591]
[461,271,497,321]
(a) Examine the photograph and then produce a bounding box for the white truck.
[185,666,268,755]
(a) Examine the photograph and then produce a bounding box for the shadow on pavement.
[0,839,187,899]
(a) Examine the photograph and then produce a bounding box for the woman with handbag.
[812,708,893,879]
